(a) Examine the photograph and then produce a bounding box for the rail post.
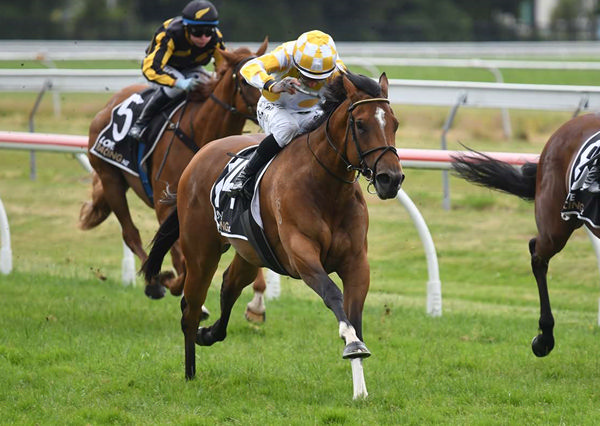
[441,92,467,211]
[0,196,12,275]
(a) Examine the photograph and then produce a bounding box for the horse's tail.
[79,172,112,230]
[451,150,537,201]
[140,207,180,283]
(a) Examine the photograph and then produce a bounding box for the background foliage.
[0,0,563,42]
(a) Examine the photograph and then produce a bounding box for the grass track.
[2,68,600,423]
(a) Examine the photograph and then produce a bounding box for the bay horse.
[452,112,600,358]
[79,40,270,319]
[141,72,404,398]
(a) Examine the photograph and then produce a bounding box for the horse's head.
[212,37,268,123]
[335,72,404,199]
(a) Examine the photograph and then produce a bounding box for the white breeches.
[256,97,323,147]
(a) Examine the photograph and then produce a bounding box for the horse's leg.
[151,201,210,318]
[289,236,371,368]
[197,254,259,346]
[180,248,221,380]
[79,172,112,230]
[245,268,267,323]
[336,253,371,399]
[530,191,578,357]
[300,263,370,400]
[95,169,147,262]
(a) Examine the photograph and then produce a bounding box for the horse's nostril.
[400,173,406,184]
[377,174,390,185]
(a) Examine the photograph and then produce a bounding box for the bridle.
[307,97,398,185]
[208,56,258,124]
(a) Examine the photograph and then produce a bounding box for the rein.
[307,97,397,186]
[209,57,258,124]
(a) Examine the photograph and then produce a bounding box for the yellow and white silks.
[240,31,346,147]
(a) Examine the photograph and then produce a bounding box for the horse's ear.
[256,36,269,56]
[342,73,358,101]
[379,72,389,98]
[219,47,235,65]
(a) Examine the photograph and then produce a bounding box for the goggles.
[188,25,214,37]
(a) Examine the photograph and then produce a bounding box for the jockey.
[229,30,347,198]
[127,0,226,141]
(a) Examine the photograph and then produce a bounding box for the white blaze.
[375,107,386,134]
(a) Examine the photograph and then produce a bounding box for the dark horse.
[141,72,404,398]
[452,112,600,358]
[79,40,271,318]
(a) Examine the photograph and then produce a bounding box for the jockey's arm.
[240,44,291,92]
[142,34,178,87]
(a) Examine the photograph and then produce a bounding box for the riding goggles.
[188,25,215,37]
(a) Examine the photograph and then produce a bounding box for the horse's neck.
[306,112,357,186]
[190,76,246,145]
[285,125,357,204]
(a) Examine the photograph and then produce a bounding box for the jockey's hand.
[271,77,301,94]
[175,77,200,92]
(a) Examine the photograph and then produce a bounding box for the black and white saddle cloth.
[561,130,600,228]
[210,147,288,275]
[90,89,185,177]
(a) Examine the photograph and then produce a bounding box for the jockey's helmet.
[292,30,338,80]
[182,0,219,27]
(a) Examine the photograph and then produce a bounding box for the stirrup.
[230,180,253,199]
[229,172,249,195]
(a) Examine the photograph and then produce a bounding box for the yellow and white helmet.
[292,30,338,79]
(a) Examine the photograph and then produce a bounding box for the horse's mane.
[191,46,254,101]
[302,71,383,134]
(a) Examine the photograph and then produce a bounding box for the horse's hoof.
[531,334,554,357]
[200,306,210,322]
[343,341,371,359]
[144,283,166,300]
[196,327,212,346]
[244,307,266,324]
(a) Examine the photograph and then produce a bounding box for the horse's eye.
[356,120,366,133]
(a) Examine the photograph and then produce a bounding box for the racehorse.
[451,112,600,358]
[141,72,404,398]
[80,40,271,319]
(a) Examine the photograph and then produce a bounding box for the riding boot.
[127,88,171,141]
[229,134,282,199]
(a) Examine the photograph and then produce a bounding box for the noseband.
[308,97,398,185]
[209,56,259,124]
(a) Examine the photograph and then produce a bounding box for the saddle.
[210,147,288,275]
[90,89,191,202]
[561,129,600,228]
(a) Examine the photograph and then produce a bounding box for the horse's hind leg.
[529,197,578,357]
[245,268,267,323]
[95,169,147,263]
[529,237,555,357]
[197,254,259,346]
[79,172,112,230]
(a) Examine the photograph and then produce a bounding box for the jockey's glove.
[271,77,301,94]
[175,77,201,92]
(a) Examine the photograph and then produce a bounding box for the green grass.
[2,67,600,423]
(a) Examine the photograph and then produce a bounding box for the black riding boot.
[229,134,282,199]
[127,88,171,141]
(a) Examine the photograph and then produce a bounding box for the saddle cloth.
[90,89,185,177]
[561,129,600,228]
[210,147,288,275]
